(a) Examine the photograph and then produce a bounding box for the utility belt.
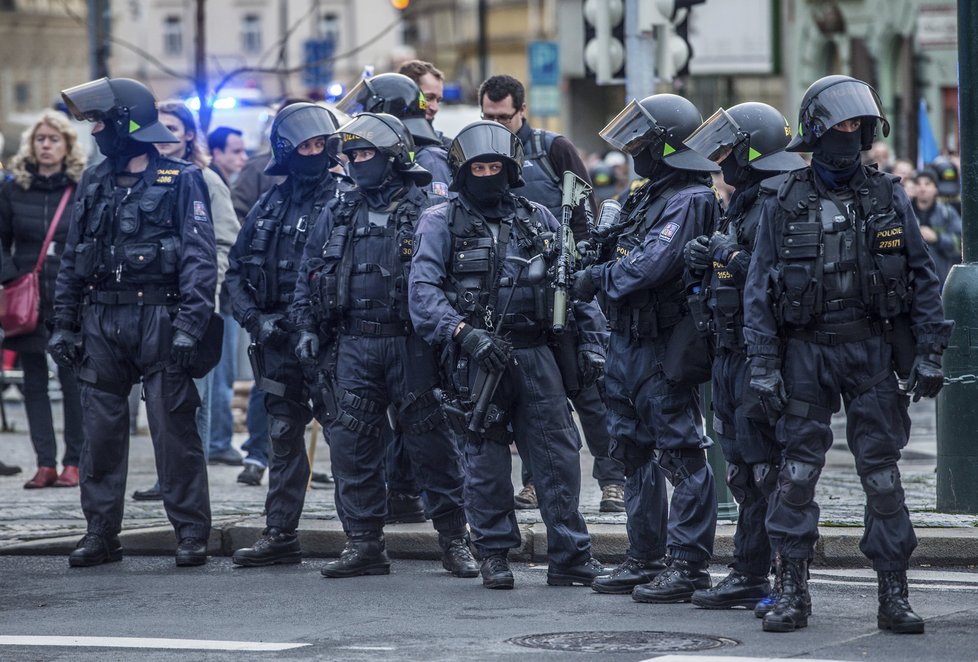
[85,285,180,306]
[607,300,684,339]
[338,317,411,337]
[787,317,886,346]
[716,323,745,353]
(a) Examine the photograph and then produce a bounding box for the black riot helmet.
[785,75,889,152]
[447,120,525,192]
[929,155,960,197]
[265,102,340,175]
[599,94,719,172]
[328,112,432,186]
[685,102,806,175]
[336,73,440,146]
[61,77,177,143]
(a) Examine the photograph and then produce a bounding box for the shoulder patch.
[658,222,680,243]
[431,181,449,197]
[193,200,208,221]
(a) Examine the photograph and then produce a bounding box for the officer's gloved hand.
[255,314,286,345]
[47,328,81,368]
[456,325,508,374]
[570,268,598,302]
[170,330,198,370]
[906,354,944,401]
[578,350,605,387]
[748,357,788,417]
[709,231,739,264]
[295,331,320,365]
[683,235,711,273]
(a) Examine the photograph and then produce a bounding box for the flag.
[918,98,940,171]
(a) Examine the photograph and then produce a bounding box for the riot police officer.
[338,73,452,196]
[292,112,478,579]
[744,75,951,633]
[572,95,722,601]
[51,77,217,567]
[409,120,606,589]
[226,103,341,567]
[681,103,807,610]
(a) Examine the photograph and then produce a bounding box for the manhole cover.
[507,630,737,654]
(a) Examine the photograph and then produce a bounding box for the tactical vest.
[71,157,189,290]
[519,129,562,219]
[600,182,686,338]
[773,168,911,330]
[314,189,426,332]
[709,197,764,351]
[239,178,334,312]
[446,197,554,337]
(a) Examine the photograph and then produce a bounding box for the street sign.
[303,39,335,88]
[528,41,560,86]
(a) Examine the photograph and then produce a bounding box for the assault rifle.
[552,171,592,334]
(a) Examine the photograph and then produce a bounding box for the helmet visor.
[450,122,522,166]
[599,99,663,155]
[328,114,403,159]
[684,108,744,163]
[803,80,888,140]
[335,79,377,116]
[61,78,116,122]
[276,105,338,153]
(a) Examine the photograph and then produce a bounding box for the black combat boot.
[592,557,667,594]
[877,570,925,634]
[480,553,514,590]
[753,558,781,618]
[175,537,208,566]
[320,533,391,578]
[68,533,123,568]
[692,568,771,609]
[762,558,809,632]
[385,491,426,524]
[232,527,302,567]
[632,558,711,603]
[439,534,479,578]
[547,557,606,587]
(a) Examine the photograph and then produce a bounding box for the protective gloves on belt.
[748,356,788,417]
[170,330,198,370]
[906,354,943,401]
[295,331,320,365]
[456,325,508,374]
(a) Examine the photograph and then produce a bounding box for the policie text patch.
[873,225,904,252]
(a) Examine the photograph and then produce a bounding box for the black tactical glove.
[570,268,599,302]
[47,328,81,369]
[456,325,508,374]
[170,330,198,370]
[906,354,944,401]
[253,314,286,345]
[709,230,739,264]
[577,350,605,387]
[748,357,788,420]
[683,235,711,273]
[295,330,320,365]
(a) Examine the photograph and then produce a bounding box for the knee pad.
[269,417,301,459]
[658,448,707,487]
[862,465,905,518]
[752,462,779,498]
[777,460,820,508]
[608,437,654,475]
[726,463,755,506]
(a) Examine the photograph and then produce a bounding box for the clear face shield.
[61,78,117,122]
[599,99,664,155]
[684,108,744,163]
[334,79,378,116]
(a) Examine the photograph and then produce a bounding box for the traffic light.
[638,0,706,81]
[390,0,409,9]
[583,0,625,85]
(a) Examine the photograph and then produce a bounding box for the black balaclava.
[632,145,673,182]
[811,127,862,189]
[95,121,153,172]
[288,149,331,181]
[720,155,750,189]
[461,170,511,218]
[349,153,392,191]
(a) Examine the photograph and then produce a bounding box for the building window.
[319,12,340,47]
[242,14,262,53]
[14,82,30,110]
[163,15,182,55]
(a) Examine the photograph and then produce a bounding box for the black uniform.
[53,151,216,545]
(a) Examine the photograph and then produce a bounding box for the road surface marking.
[0,636,309,651]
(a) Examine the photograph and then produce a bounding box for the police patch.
[193,200,208,221]
[658,222,680,243]
[431,181,449,197]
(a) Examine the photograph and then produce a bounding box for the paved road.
[1,556,977,661]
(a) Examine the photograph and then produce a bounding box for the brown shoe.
[53,465,80,487]
[24,466,58,489]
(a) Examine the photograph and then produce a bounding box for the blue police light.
[185,97,202,111]
[325,82,346,102]
[213,96,238,110]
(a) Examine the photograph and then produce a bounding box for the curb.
[3,520,976,568]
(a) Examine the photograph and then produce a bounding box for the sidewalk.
[1,392,976,567]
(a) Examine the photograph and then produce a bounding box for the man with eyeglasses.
[478,75,626,516]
